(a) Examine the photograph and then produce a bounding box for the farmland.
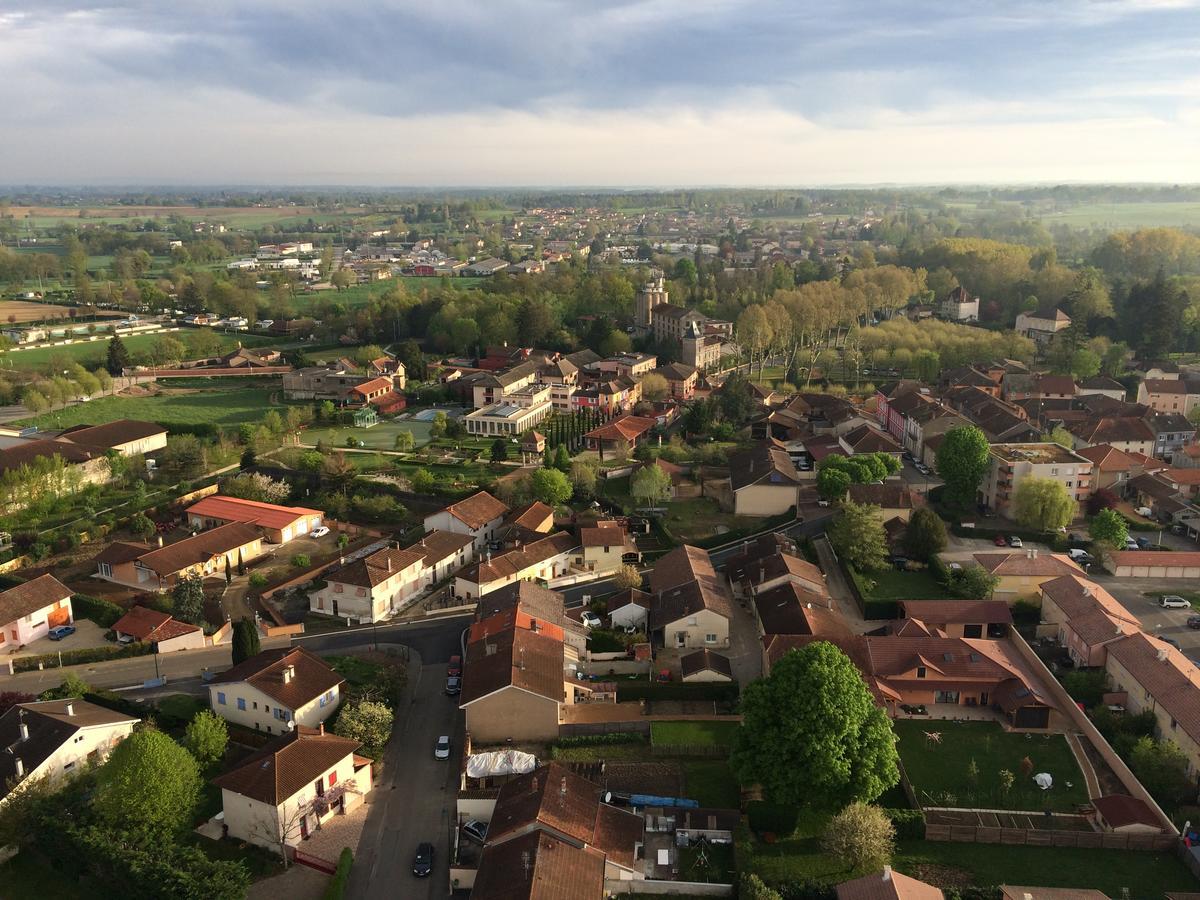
[4,205,366,228]
[3,330,275,372]
[301,276,486,309]
[16,384,281,430]
[1037,201,1200,229]
[0,300,126,325]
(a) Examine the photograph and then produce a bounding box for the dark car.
[1187,616,1200,630]
[447,655,462,677]
[412,842,434,877]
[461,820,488,844]
[47,624,76,641]
[993,534,1007,546]
[445,676,462,696]
[1136,537,1152,550]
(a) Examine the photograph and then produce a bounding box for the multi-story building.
[463,382,554,436]
[208,647,344,733]
[938,285,980,322]
[980,442,1093,519]
[1015,308,1072,344]
[1137,378,1200,415]
[634,276,670,335]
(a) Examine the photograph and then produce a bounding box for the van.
[1067,548,1092,562]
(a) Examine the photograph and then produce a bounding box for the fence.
[607,879,731,896]
[293,849,337,875]
[923,822,1175,851]
[560,719,652,738]
[650,743,730,758]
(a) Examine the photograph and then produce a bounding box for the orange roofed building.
[186,495,324,544]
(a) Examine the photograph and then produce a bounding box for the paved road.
[812,534,868,633]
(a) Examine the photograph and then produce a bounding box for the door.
[980,692,989,706]
[675,631,687,648]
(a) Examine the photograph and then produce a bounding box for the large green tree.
[105,334,130,376]
[333,699,394,758]
[1013,476,1075,532]
[530,467,572,506]
[732,642,899,810]
[631,463,672,506]
[184,710,229,772]
[93,729,201,840]
[828,500,888,572]
[936,425,990,511]
[1089,508,1128,548]
[231,618,261,664]
[171,573,206,626]
[903,507,948,562]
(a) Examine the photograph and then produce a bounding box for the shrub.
[14,641,152,672]
[323,848,354,900]
[248,572,269,588]
[883,807,926,840]
[553,732,648,749]
[72,592,125,628]
[292,554,311,567]
[821,802,895,871]
[747,800,800,835]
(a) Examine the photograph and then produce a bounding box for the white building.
[423,491,510,551]
[208,647,344,734]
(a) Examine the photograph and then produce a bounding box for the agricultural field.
[4,204,365,228]
[301,276,486,309]
[17,384,281,430]
[3,330,275,373]
[0,300,125,324]
[1037,201,1200,229]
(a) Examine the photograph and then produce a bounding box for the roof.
[1033,374,1077,395]
[488,762,602,846]
[657,362,698,381]
[1109,550,1200,568]
[837,869,945,900]
[327,546,425,589]
[0,574,72,625]
[973,552,1082,577]
[212,725,362,805]
[680,649,734,678]
[0,699,139,801]
[111,605,202,642]
[739,550,826,591]
[464,531,580,587]
[842,424,902,453]
[0,438,107,475]
[1070,416,1156,445]
[437,491,509,530]
[472,830,605,900]
[350,376,393,396]
[187,495,322,531]
[210,647,344,708]
[94,540,152,565]
[130,522,263,577]
[58,419,165,448]
[1143,378,1191,395]
[1091,794,1160,829]
[1039,575,1140,647]
[898,600,1013,626]
[404,529,474,567]
[1080,376,1124,392]
[460,613,565,706]
[729,442,801,491]
[1073,443,1140,471]
[580,522,629,549]
[847,483,919,509]
[754,582,848,637]
[651,548,734,630]
[583,414,656,443]
[1000,888,1111,900]
[1106,632,1200,746]
[476,580,567,624]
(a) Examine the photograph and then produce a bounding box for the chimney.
[521,850,532,879]
[283,665,295,684]
[64,702,74,717]
[318,722,324,735]
[157,535,164,548]
[1157,647,1169,662]
[387,556,392,572]
[14,758,23,779]
[882,865,892,882]
[560,776,567,798]
[18,722,28,741]
[1031,548,1038,559]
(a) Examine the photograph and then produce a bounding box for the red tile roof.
[212,725,361,805]
[441,491,509,530]
[973,552,1083,577]
[210,647,344,709]
[187,495,322,531]
[837,869,944,900]
[1107,632,1200,746]
[130,522,263,577]
[111,605,202,642]
[0,574,72,625]
[584,414,656,443]
[1111,550,1200,567]
[350,376,393,396]
[1091,794,1160,829]
[472,830,605,900]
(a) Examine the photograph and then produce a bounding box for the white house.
[308,546,425,623]
[0,699,139,805]
[0,574,74,652]
[423,491,510,551]
[208,647,345,734]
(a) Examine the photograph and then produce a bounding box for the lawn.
[17,385,281,430]
[854,567,955,601]
[5,330,274,373]
[301,418,434,450]
[1039,201,1200,229]
[651,720,740,748]
[892,720,1088,812]
[682,760,741,808]
[0,852,90,899]
[296,276,485,309]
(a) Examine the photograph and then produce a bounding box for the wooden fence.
[923,823,1175,851]
[650,744,730,758]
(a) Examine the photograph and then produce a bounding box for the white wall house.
[208,648,345,734]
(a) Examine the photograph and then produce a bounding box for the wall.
[922,822,1174,851]
[733,484,798,517]
[661,609,729,650]
[209,681,339,732]
[607,879,731,896]
[21,720,135,795]
[1105,653,1200,777]
[463,689,560,743]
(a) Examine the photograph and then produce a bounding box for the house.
[979,442,1092,519]
[507,501,556,535]
[973,551,1084,602]
[308,546,425,622]
[208,647,345,733]
[94,522,265,590]
[472,580,587,658]
[213,725,372,852]
[1074,443,1144,492]
[1137,378,1200,415]
[840,424,903,457]
[520,431,546,458]
[0,439,114,494]
[463,258,510,276]
[1078,376,1126,402]
[111,605,205,653]
[454,531,580,599]
[582,414,656,454]
[649,546,732,650]
[895,600,1012,640]
[1037,575,1140,667]
[938,285,979,322]
[1015,308,1071,344]
[58,419,168,456]
[0,574,73,652]
[423,491,510,551]
[753,582,847,641]
[405,529,476,591]
[578,521,637,573]
[0,699,139,804]
[846,483,922,522]
[282,366,392,403]
[1147,411,1196,461]
[679,649,734,683]
[459,608,569,743]
[186,496,324,544]
[656,362,699,400]
[472,831,604,899]
[728,442,802,517]
[837,867,944,900]
[1066,416,1156,457]
[607,588,651,631]
[1105,550,1200,579]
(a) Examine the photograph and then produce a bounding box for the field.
[893,720,1088,812]
[17,385,280,430]
[4,330,273,372]
[1038,201,1200,229]
[5,204,365,228]
[301,418,434,450]
[650,720,740,748]
[303,276,486,309]
[0,300,124,324]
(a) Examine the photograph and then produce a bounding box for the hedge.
[883,807,926,840]
[13,640,152,672]
[72,592,125,628]
[322,848,354,900]
[615,681,740,703]
[83,689,143,719]
[554,732,648,748]
[747,800,800,835]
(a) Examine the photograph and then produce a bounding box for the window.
[334,584,343,594]
[217,692,226,705]
[99,562,113,578]
[275,708,289,721]
[916,666,927,679]
[329,771,337,787]
[705,633,718,644]
[63,761,75,771]
[253,701,258,710]
[237,698,246,711]
[963,624,983,639]
[687,616,698,626]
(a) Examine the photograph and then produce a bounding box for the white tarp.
[466,750,538,779]
[1034,773,1053,790]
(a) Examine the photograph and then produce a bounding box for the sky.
[1,0,1199,186]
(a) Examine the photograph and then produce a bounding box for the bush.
[13,641,152,672]
[883,807,926,840]
[1010,599,1041,625]
[553,732,648,749]
[72,592,125,628]
[821,802,895,871]
[616,681,740,703]
[291,554,311,567]
[248,572,269,588]
[747,800,800,835]
[323,848,354,900]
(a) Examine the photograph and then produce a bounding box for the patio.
[893,702,1007,724]
[292,800,370,866]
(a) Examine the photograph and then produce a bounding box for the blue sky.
[1,0,1198,184]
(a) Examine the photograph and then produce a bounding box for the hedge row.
[322,848,354,900]
[554,731,648,748]
[883,806,926,840]
[615,681,740,703]
[73,592,125,629]
[13,639,152,672]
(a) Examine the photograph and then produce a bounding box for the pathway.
[812,535,869,634]
[1065,732,1102,800]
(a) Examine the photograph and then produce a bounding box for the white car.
[1124,538,1139,551]
[1135,507,1154,518]
[310,526,330,538]
[434,735,451,760]
[1160,595,1191,610]
[580,611,602,629]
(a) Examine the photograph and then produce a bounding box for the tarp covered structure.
[466,749,538,778]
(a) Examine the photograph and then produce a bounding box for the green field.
[651,720,741,748]
[893,720,1088,812]
[1039,201,1200,229]
[302,276,486,309]
[18,385,280,430]
[4,330,275,373]
[682,760,741,808]
[301,418,434,449]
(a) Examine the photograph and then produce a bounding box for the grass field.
[18,385,280,430]
[893,720,1088,812]
[301,419,434,449]
[854,567,955,601]
[1039,201,1200,229]
[7,204,365,228]
[4,330,273,372]
[682,760,741,808]
[651,720,741,748]
[303,276,486,309]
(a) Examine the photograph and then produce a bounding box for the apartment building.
[980,442,1093,519]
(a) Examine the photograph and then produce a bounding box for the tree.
[39,672,91,701]
[554,444,571,472]
[612,564,644,592]
[490,438,508,463]
[998,768,1015,797]
[171,573,206,626]
[231,618,260,664]
[411,468,436,493]
[950,564,999,600]
[93,729,201,841]
[1042,425,1074,448]
[903,507,948,563]
[105,334,130,375]
[936,425,990,510]
[1013,476,1074,533]
[1069,349,1102,380]
[224,555,232,585]
[530,467,572,506]
[184,710,229,772]
[429,411,448,440]
[129,512,156,542]
[0,691,34,716]
[816,466,852,501]
[1130,737,1194,808]
[240,447,257,469]
[821,803,895,871]
[1089,508,1128,548]
[640,372,669,401]
[393,430,415,452]
[828,500,888,572]
[569,460,598,499]
[631,463,672,506]
[22,389,49,415]
[740,874,783,900]
[330,268,354,291]
[731,642,899,810]
[332,699,394,758]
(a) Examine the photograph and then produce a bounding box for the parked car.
[1135,537,1152,549]
[817,499,831,507]
[461,820,488,844]
[580,611,602,629]
[993,534,1008,546]
[447,655,462,677]
[434,735,451,760]
[310,526,330,538]
[412,842,434,877]
[1124,538,1139,550]
[47,624,76,641]
[1008,536,1023,548]
[1067,548,1093,563]
[1186,615,1200,630]
[1135,506,1154,518]
[1160,595,1191,609]
[1158,635,1182,649]
[444,676,462,695]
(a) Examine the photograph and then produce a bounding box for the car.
[447,655,462,677]
[434,735,451,760]
[993,534,1008,546]
[412,842,434,877]
[1136,537,1152,550]
[1172,524,1186,535]
[47,625,76,641]
[1158,635,1182,649]
[1135,506,1154,518]
[461,820,488,844]
[444,676,462,695]
[948,562,963,571]
[310,526,330,538]
[1124,538,1139,550]
[817,499,831,507]
[1008,536,1023,548]
[1160,595,1191,609]
[1067,548,1093,563]
[1187,615,1200,630]
[580,611,602,629]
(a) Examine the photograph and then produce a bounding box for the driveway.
[724,595,762,685]
[812,536,868,634]
[9,618,109,659]
[900,459,943,495]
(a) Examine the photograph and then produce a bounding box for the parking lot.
[1092,577,1200,662]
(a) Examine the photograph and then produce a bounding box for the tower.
[634,276,668,336]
